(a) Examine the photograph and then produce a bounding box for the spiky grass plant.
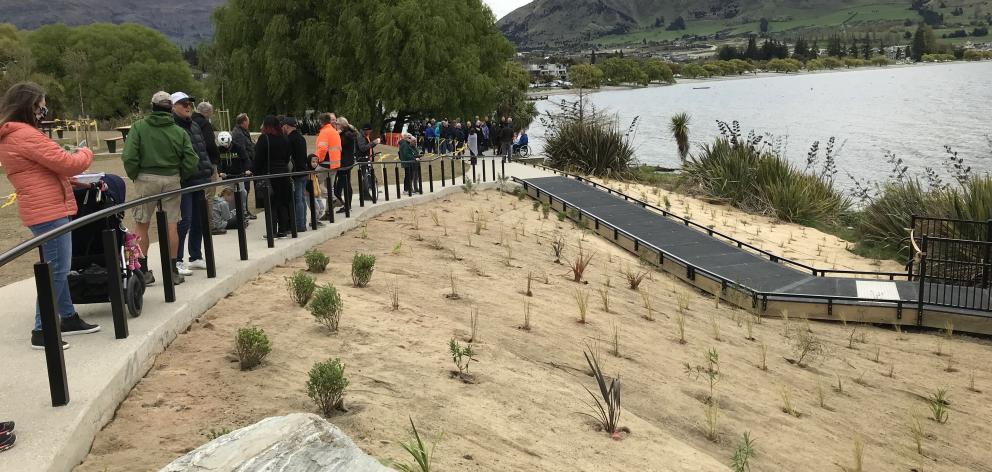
[621,265,649,290]
[521,300,532,331]
[430,209,440,226]
[445,270,459,300]
[675,310,687,344]
[710,313,721,341]
[235,325,272,370]
[525,272,534,297]
[392,418,442,472]
[730,431,756,472]
[580,350,623,439]
[944,320,954,339]
[306,358,348,416]
[675,287,691,314]
[598,287,611,313]
[351,253,376,287]
[468,308,480,343]
[286,271,317,306]
[835,374,844,394]
[816,377,827,409]
[928,388,949,423]
[780,385,799,417]
[640,289,655,321]
[759,342,768,371]
[744,314,755,341]
[569,244,594,282]
[574,288,590,323]
[550,232,566,263]
[610,323,621,357]
[388,280,400,311]
[305,249,330,273]
[843,436,864,472]
[969,371,981,393]
[908,412,926,456]
[309,284,344,333]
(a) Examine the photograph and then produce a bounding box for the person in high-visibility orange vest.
[315,112,341,169]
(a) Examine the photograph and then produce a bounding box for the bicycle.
[357,152,381,204]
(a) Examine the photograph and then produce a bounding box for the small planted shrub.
[621,265,649,290]
[551,232,566,263]
[351,253,376,287]
[286,271,317,306]
[541,202,551,219]
[790,330,826,367]
[449,338,476,379]
[235,325,272,370]
[306,358,348,416]
[928,388,949,423]
[309,284,344,332]
[393,418,442,472]
[580,350,623,439]
[685,348,720,402]
[305,249,330,273]
[730,432,756,472]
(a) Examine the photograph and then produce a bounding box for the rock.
[159,413,393,472]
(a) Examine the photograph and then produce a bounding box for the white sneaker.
[175,261,193,276]
[188,259,208,270]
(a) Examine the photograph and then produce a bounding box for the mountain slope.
[497,0,936,48]
[0,0,226,44]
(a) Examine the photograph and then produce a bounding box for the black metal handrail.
[516,161,910,280]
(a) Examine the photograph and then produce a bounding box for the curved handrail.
[0,153,464,269]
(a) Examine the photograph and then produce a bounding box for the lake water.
[530,61,992,190]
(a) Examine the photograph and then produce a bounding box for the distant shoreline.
[535,60,985,98]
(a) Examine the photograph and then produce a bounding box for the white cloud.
[483,0,532,20]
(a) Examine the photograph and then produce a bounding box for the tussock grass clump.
[521,300,532,331]
[675,287,691,314]
[286,271,317,306]
[305,249,330,273]
[351,253,376,287]
[392,418,442,472]
[928,388,950,424]
[306,358,348,416]
[598,287,611,313]
[309,284,344,332]
[780,385,800,417]
[574,289,590,323]
[675,309,687,344]
[235,325,272,370]
[388,281,400,310]
[580,350,623,439]
[640,290,655,321]
[621,265,649,290]
[909,412,926,456]
[544,114,637,178]
[569,244,594,282]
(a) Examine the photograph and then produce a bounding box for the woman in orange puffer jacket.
[0,82,101,350]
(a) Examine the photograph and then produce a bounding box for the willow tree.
[209,0,528,131]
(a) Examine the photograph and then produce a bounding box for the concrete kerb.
[0,179,503,472]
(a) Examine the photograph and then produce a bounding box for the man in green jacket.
[121,91,200,285]
[399,133,420,196]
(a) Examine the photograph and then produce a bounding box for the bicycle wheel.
[367,171,378,204]
[519,145,530,157]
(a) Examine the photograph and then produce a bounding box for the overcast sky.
[484,0,532,20]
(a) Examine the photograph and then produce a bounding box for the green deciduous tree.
[209,0,530,131]
[600,58,648,86]
[639,59,675,84]
[569,63,604,89]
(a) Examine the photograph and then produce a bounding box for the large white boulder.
[160,413,393,472]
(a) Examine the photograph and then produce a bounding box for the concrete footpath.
[0,161,555,472]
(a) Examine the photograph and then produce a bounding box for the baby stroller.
[68,174,145,317]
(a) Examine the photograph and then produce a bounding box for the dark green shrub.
[309,284,343,332]
[351,253,376,287]
[305,249,330,273]
[235,325,272,370]
[306,358,348,416]
[286,271,317,306]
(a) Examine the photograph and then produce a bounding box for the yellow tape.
[1,193,17,209]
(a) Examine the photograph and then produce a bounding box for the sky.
[483,0,532,20]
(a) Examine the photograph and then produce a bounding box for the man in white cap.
[120,91,200,285]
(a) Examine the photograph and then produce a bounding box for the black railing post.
[309,186,318,230]
[501,158,505,178]
[417,162,424,195]
[450,158,456,186]
[358,165,366,208]
[472,160,477,183]
[983,219,992,287]
[461,159,466,183]
[382,164,390,201]
[101,228,128,339]
[263,179,275,248]
[156,206,175,302]
[197,192,217,278]
[284,178,298,239]
[35,260,69,407]
[344,171,351,218]
[917,236,928,326]
[481,159,487,182]
[428,163,434,193]
[440,159,446,188]
[492,158,497,181]
[325,172,335,224]
[394,164,401,199]
[234,184,248,261]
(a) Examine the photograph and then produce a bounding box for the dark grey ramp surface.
[523,176,992,317]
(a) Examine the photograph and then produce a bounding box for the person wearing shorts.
[121,91,199,285]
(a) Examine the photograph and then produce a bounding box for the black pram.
[68,174,145,317]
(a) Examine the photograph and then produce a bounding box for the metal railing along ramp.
[515,174,992,335]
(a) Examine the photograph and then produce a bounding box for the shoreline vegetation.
[539,91,992,265]
[533,59,988,97]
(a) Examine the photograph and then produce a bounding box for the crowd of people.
[408,116,528,159]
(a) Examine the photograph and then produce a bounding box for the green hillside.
[497,0,992,48]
